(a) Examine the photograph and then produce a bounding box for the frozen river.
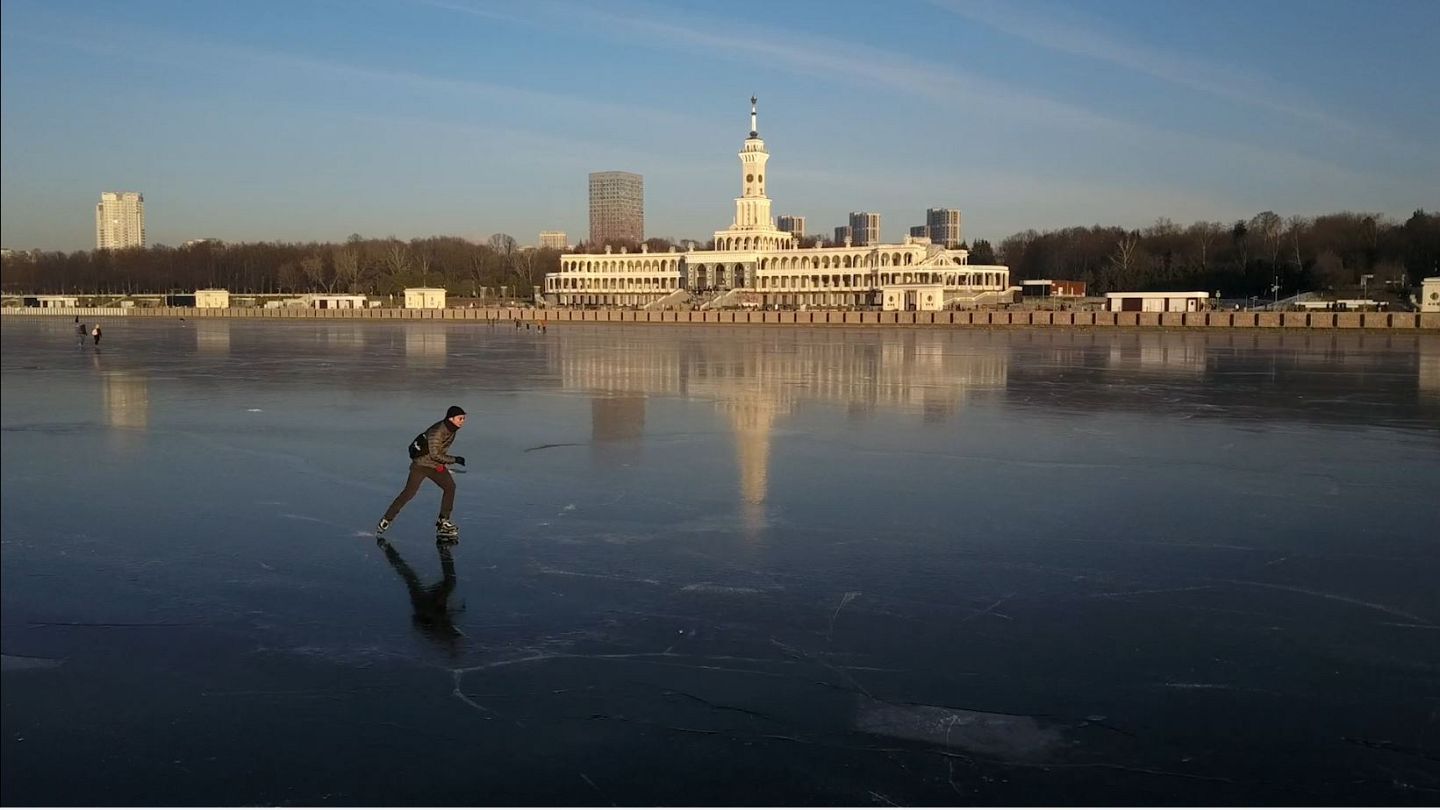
[2,317,1438,804]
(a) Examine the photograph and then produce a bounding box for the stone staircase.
[643,289,694,310]
[699,289,752,310]
[944,289,1013,309]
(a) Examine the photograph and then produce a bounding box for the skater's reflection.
[377,539,464,657]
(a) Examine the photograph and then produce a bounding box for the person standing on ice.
[91,323,102,346]
[378,405,467,541]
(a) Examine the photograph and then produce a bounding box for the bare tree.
[411,241,433,286]
[278,261,305,293]
[487,233,517,258]
[300,254,331,292]
[1107,232,1143,289]
[1231,220,1250,269]
[487,233,517,289]
[514,248,539,295]
[1249,211,1285,266]
[466,252,487,298]
[1144,217,1180,239]
[1286,215,1308,276]
[1312,250,1345,290]
[1187,221,1223,274]
[332,246,360,293]
[384,241,411,286]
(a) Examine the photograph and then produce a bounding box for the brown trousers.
[384,465,455,521]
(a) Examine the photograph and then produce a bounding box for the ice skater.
[91,323,102,346]
[378,405,467,541]
[76,320,87,347]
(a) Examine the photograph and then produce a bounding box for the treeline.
[4,211,1438,298]
[994,210,1439,297]
[0,234,567,298]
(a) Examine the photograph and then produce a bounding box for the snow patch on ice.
[854,696,1062,760]
[1,654,65,672]
[681,582,767,595]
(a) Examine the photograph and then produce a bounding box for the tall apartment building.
[926,207,962,248]
[777,215,806,238]
[848,212,880,246]
[909,225,928,239]
[539,230,568,250]
[96,191,146,249]
[588,171,644,245]
[833,225,852,246]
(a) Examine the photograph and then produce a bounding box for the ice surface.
[2,318,1438,804]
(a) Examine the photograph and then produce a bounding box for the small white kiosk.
[34,295,80,308]
[195,289,231,308]
[404,287,447,309]
[1105,291,1210,313]
[1422,277,1440,313]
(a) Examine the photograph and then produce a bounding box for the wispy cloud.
[457,1,1416,181]
[502,0,1126,134]
[432,0,1422,196]
[403,0,533,25]
[2,10,691,133]
[928,0,1391,145]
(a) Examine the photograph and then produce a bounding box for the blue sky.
[2,0,1437,251]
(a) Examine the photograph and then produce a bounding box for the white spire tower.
[734,95,772,230]
[712,95,794,253]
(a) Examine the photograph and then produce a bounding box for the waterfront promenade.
[6,305,1438,330]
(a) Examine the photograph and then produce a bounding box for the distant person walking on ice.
[378,406,467,541]
[76,320,87,346]
[91,323,102,346]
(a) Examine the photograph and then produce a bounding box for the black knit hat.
[445,405,466,420]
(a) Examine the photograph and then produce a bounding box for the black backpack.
[407,430,429,460]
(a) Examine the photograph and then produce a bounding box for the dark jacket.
[413,418,460,469]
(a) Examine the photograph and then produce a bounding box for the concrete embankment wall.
[6,306,1438,331]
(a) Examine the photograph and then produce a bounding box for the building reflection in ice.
[102,371,149,430]
[716,395,781,538]
[1106,332,1208,375]
[590,396,646,467]
[1420,334,1440,401]
[193,320,230,356]
[551,329,1009,540]
[324,325,366,352]
[553,338,680,469]
[406,328,447,367]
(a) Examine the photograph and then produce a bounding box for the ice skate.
[435,517,459,543]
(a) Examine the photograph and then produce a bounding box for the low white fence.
[4,307,131,317]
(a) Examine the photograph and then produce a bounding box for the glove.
[452,456,466,466]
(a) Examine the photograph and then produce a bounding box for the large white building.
[545,98,1011,311]
[96,192,145,250]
